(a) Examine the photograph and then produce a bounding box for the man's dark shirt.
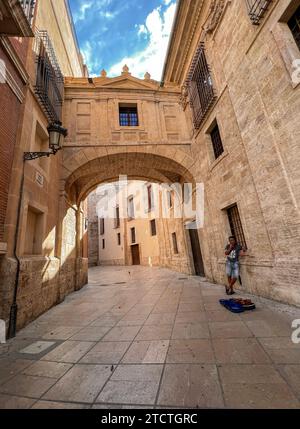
[225,244,243,263]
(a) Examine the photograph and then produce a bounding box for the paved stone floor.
[0,266,300,409]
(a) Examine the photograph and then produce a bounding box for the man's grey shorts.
[226,261,239,279]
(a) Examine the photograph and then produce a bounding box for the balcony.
[34,30,64,122]
[246,0,273,25]
[0,0,35,37]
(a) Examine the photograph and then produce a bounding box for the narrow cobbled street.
[0,266,299,409]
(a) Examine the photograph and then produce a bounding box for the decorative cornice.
[162,0,205,85]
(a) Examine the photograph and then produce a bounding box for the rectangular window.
[288,5,300,50]
[117,233,121,246]
[210,122,224,159]
[24,206,44,255]
[131,227,136,244]
[102,239,105,249]
[187,43,216,129]
[227,204,247,249]
[246,0,273,25]
[172,232,179,254]
[119,104,139,126]
[100,218,105,235]
[150,219,157,236]
[168,191,173,208]
[128,196,135,219]
[147,185,153,211]
[114,206,120,228]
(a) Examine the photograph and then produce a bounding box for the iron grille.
[210,123,224,159]
[131,228,136,244]
[100,218,105,235]
[114,206,120,228]
[227,205,247,249]
[119,106,139,126]
[246,0,272,25]
[288,5,300,51]
[186,43,216,130]
[150,219,157,236]
[34,30,64,122]
[172,232,179,254]
[19,0,36,26]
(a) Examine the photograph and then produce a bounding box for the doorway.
[131,244,141,265]
[188,226,205,277]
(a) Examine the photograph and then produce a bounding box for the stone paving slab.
[157,364,224,408]
[43,364,112,404]
[0,266,299,409]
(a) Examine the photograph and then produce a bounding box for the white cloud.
[137,24,147,36]
[73,1,93,23]
[81,40,100,74]
[73,0,116,23]
[108,2,176,81]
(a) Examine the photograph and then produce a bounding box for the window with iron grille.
[128,196,135,219]
[34,30,64,122]
[114,206,120,228]
[246,0,273,25]
[172,232,179,254]
[186,43,216,130]
[147,185,153,211]
[131,227,136,244]
[227,205,247,249]
[210,122,224,160]
[119,104,139,126]
[20,0,36,26]
[288,5,300,51]
[150,219,157,236]
[100,218,105,236]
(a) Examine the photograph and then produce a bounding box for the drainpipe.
[7,160,25,339]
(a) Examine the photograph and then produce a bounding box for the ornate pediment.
[64,65,181,92]
[99,75,159,90]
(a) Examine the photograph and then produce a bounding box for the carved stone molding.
[179,83,189,110]
[205,0,226,34]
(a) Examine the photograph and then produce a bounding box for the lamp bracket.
[24,149,59,161]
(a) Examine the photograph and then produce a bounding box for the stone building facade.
[88,181,189,269]
[0,0,34,253]
[0,0,86,333]
[0,0,300,335]
[161,0,300,306]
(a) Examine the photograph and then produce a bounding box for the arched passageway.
[58,150,203,301]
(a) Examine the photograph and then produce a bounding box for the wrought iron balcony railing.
[19,0,36,26]
[246,0,273,25]
[34,30,64,123]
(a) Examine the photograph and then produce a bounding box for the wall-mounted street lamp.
[24,121,68,161]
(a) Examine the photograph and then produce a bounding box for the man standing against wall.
[225,236,247,295]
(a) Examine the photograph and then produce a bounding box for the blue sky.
[69,0,177,80]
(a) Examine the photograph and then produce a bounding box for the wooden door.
[131,244,140,265]
[189,228,205,277]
